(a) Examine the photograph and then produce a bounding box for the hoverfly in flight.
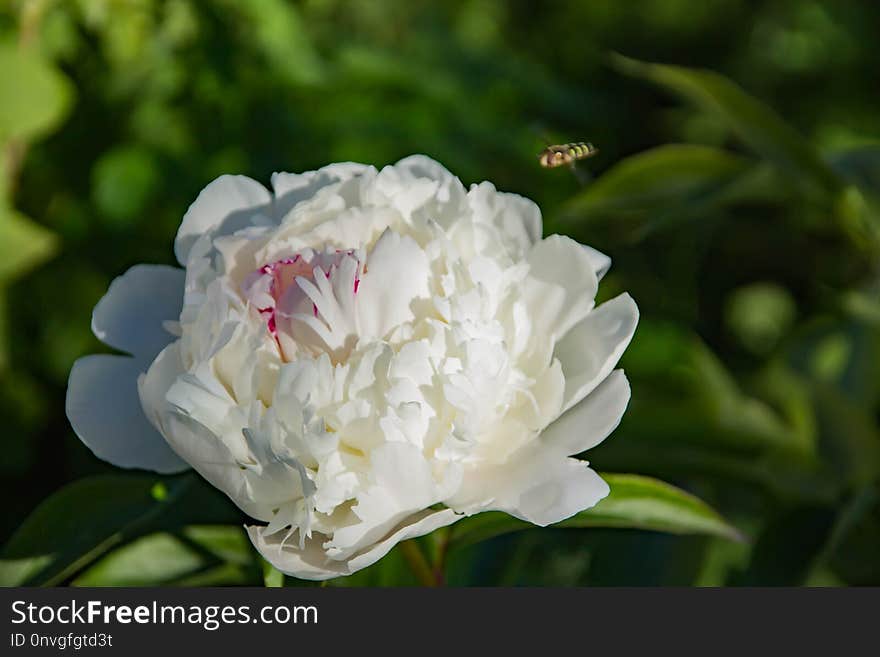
[538,141,598,169]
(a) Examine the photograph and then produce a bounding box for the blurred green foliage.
[1,0,879,586]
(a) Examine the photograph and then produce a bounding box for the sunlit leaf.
[0,475,180,586]
[73,526,254,586]
[0,40,73,143]
[449,474,742,552]
[0,474,241,586]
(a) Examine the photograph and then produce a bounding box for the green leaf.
[0,40,73,143]
[72,526,255,586]
[562,144,749,239]
[622,321,815,457]
[687,339,813,456]
[0,207,57,283]
[0,474,204,586]
[262,559,285,587]
[559,474,743,537]
[449,474,743,552]
[216,0,323,85]
[611,54,842,199]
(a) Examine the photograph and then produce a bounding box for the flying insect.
[538,141,598,168]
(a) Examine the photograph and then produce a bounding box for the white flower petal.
[326,442,456,560]
[248,508,460,581]
[506,458,609,526]
[582,244,611,280]
[346,508,459,573]
[175,174,272,266]
[393,154,456,183]
[160,410,268,521]
[248,525,350,580]
[556,293,639,414]
[449,441,610,527]
[137,341,185,435]
[468,183,543,256]
[524,234,600,341]
[540,369,631,456]
[66,354,188,473]
[272,163,375,220]
[356,229,430,339]
[91,264,184,358]
[451,374,628,518]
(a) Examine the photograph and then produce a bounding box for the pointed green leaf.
[556,474,744,538]
[622,320,814,457]
[0,475,181,586]
[449,474,743,552]
[612,54,842,198]
[562,144,749,237]
[72,526,254,587]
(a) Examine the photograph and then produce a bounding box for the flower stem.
[431,526,452,586]
[399,539,437,587]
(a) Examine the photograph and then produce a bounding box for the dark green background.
[2,0,879,586]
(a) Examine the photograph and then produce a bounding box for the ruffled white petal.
[66,354,188,473]
[160,410,269,521]
[137,341,185,436]
[91,265,184,357]
[248,508,460,581]
[69,264,189,473]
[393,154,456,184]
[467,183,543,257]
[325,442,459,560]
[523,234,600,341]
[355,229,430,340]
[505,458,609,526]
[449,440,609,527]
[272,163,375,221]
[175,175,272,266]
[540,369,631,456]
[555,293,639,414]
[582,244,611,280]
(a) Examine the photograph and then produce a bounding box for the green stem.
[431,526,452,586]
[262,560,284,587]
[398,539,436,587]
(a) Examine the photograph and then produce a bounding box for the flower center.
[243,248,363,361]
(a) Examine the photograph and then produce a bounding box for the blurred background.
[1,0,879,586]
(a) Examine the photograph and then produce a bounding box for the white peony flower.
[66,156,639,580]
